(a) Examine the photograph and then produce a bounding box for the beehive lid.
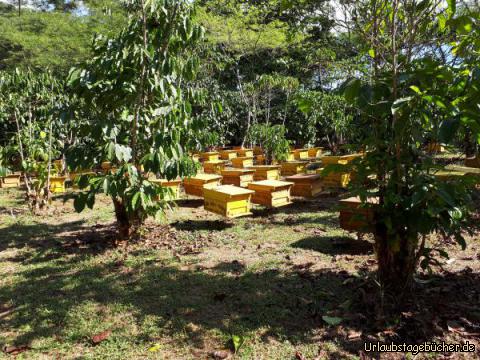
[222,168,255,176]
[249,180,294,190]
[282,161,308,165]
[50,176,68,181]
[209,185,255,197]
[202,151,219,155]
[150,178,182,185]
[220,149,237,154]
[249,165,281,170]
[445,165,480,175]
[234,156,254,161]
[285,174,321,182]
[188,174,222,181]
[294,148,309,152]
[339,197,379,205]
[204,160,228,165]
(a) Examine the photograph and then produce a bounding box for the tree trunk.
[113,198,131,239]
[374,225,417,297]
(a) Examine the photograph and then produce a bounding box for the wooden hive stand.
[150,179,182,201]
[200,152,220,162]
[50,176,68,193]
[248,165,281,181]
[293,149,309,160]
[0,174,21,188]
[285,174,323,198]
[248,180,294,208]
[236,149,254,158]
[221,168,255,188]
[308,147,323,159]
[231,157,254,168]
[204,185,255,218]
[281,161,308,176]
[183,174,223,197]
[219,150,238,161]
[339,197,378,233]
[203,160,228,174]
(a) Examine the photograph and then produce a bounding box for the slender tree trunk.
[113,198,131,239]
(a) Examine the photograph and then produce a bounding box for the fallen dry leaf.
[295,351,307,360]
[91,330,111,345]
[211,350,230,359]
[3,345,31,355]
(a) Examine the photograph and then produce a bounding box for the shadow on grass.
[1,221,479,359]
[171,219,234,232]
[292,236,374,256]
[0,220,116,263]
[175,199,204,209]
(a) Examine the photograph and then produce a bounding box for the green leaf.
[74,194,86,213]
[322,316,342,326]
[368,49,375,58]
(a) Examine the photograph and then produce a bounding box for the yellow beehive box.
[339,197,378,233]
[426,143,445,153]
[434,170,468,181]
[317,167,351,188]
[308,147,323,158]
[221,168,255,188]
[203,160,228,174]
[255,155,266,165]
[281,161,308,176]
[253,146,263,156]
[248,180,294,208]
[286,152,296,161]
[249,165,281,181]
[321,154,363,166]
[200,152,220,162]
[231,157,254,168]
[294,149,309,160]
[237,149,254,158]
[219,150,238,160]
[0,174,21,188]
[150,179,182,200]
[204,185,255,218]
[285,174,323,198]
[183,174,223,197]
[50,176,67,193]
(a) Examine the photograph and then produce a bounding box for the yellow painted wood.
[248,165,281,181]
[294,149,309,160]
[286,152,296,161]
[200,152,220,162]
[339,197,378,232]
[50,176,67,193]
[286,174,323,198]
[220,150,238,160]
[0,174,21,188]
[248,180,294,208]
[321,154,363,165]
[221,168,255,188]
[281,161,308,176]
[183,174,222,197]
[203,185,255,218]
[316,168,352,188]
[308,147,323,158]
[426,143,445,153]
[150,179,182,200]
[203,160,228,174]
[231,157,254,168]
[237,149,254,158]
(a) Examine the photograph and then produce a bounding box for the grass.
[0,188,479,359]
